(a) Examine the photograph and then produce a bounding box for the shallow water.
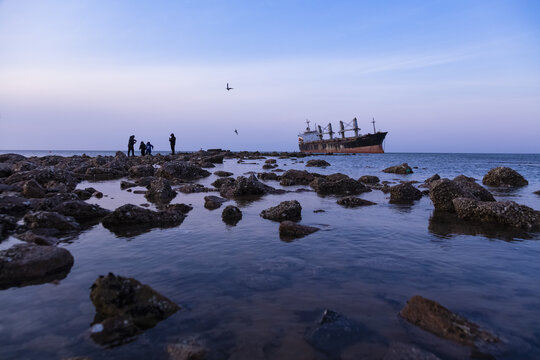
[1,153,539,359]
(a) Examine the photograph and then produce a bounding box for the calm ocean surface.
[0,152,539,359]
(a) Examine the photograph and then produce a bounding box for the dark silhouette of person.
[169,133,176,155]
[139,141,146,156]
[128,135,136,156]
[146,141,154,156]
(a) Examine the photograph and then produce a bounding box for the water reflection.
[428,211,536,241]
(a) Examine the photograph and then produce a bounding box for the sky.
[0,0,539,153]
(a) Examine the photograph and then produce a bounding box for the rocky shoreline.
[1,150,539,359]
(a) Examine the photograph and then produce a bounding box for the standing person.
[139,141,146,156]
[169,133,176,155]
[146,141,154,156]
[128,135,136,157]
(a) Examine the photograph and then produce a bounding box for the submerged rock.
[429,177,495,212]
[0,243,74,289]
[260,200,302,222]
[204,195,227,210]
[306,159,330,167]
[221,205,242,225]
[310,173,371,196]
[89,273,179,346]
[336,196,376,208]
[482,167,528,187]
[145,178,176,203]
[24,211,80,231]
[453,198,539,229]
[279,221,319,240]
[16,230,59,246]
[383,163,413,174]
[389,183,422,204]
[400,295,499,346]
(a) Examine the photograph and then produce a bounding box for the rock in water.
[145,178,177,203]
[204,195,227,210]
[214,170,233,177]
[260,200,302,222]
[128,164,155,178]
[52,200,111,222]
[482,167,528,187]
[279,221,319,239]
[359,175,380,184]
[257,172,280,181]
[452,198,539,229]
[155,161,210,180]
[24,211,80,231]
[400,295,499,346]
[306,159,330,167]
[219,175,277,198]
[310,173,371,195]
[89,273,179,346]
[336,196,376,208]
[389,183,423,204]
[222,205,242,225]
[383,163,413,174]
[0,243,74,289]
[429,177,494,212]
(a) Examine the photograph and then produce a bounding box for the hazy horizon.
[1,1,539,153]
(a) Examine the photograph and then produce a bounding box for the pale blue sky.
[0,0,539,152]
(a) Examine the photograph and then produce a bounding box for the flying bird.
[226,83,234,91]
[234,129,238,135]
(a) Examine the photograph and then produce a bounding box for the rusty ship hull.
[299,132,387,154]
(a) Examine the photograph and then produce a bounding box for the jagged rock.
[359,175,380,184]
[89,273,179,345]
[204,196,227,210]
[383,163,413,174]
[167,343,208,360]
[260,200,302,221]
[211,177,236,189]
[120,181,137,190]
[310,173,371,195]
[257,172,280,181]
[220,175,278,198]
[52,200,111,222]
[279,221,319,239]
[34,193,80,211]
[155,161,210,181]
[336,196,376,208]
[425,174,440,184]
[482,167,528,187]
[4,167,79,191]
[0,196,32,217]
[453,198,539,229]
[0,243,74,289]
[214,170,233,177]
[429,177,495,212]
[400,295,499,346]
[221,205,242,225]
[145,178,176,203]
[12,161,37,173]
[176,184,212,194]
[389,183,423,204]
[279,169,317,186]
[306,159,330,167]
[24,211,80,231]
[128,164,155,178]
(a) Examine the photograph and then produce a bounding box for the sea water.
[0,152,539,359]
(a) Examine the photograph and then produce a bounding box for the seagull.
[226,83,234,91]
[234,129,238,135]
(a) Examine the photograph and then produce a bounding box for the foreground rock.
[155,161,210,181]
[101,204,191,236]
[383,163,413,174]
[400,295,499,346]
[279,169,319,186]
[260,200,302,222]
[219,175,280,198]
[482,167,528,187]
[145,178,177,203]
[429,176,495,212]
[90,273,179,346]
[204,195,227,210]
[310,173,371,196]
[453,198,539,229]
[52,200,111,222]
[336,196,376,208]
[222,205,242,226]
[24,211,80,232]
[306,159,330,167]
[389,183,422,204]
[279,221,319,240]
[0,243,74,289]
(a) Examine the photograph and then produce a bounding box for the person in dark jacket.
[139,141,146,156]
[128,135,136,157]
[169,133,176,155]
[146,141,154,156]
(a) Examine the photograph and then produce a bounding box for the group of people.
[127,133,176,156]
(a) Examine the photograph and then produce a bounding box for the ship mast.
[305,119,311,131]
[372,118,377,134]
